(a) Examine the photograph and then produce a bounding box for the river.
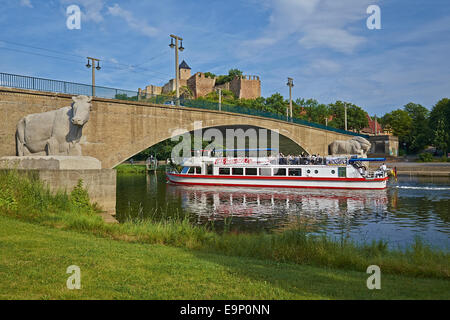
[116,173,450,250]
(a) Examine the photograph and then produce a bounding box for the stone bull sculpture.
[16,95,92,156]
[328,136,371,158]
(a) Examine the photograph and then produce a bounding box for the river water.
[116,173,450,250]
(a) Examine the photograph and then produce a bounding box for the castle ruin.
[138,60,261,100]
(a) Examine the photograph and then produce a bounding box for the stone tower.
[229,75,261,99]
[179,60,191,80]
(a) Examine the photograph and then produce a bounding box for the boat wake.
[395,186,450,191]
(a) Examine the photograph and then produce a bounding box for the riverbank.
[0,170,449,299]
[370,162,450,177]
[115,163,147,174]
[1,215,449,299]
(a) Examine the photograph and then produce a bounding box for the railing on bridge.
[0,72,368,138]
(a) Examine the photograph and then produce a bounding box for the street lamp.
[286,77,294,120]
[86,57,101,97]
[169,34,184,105]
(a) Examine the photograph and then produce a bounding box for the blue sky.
[1,0,449,115]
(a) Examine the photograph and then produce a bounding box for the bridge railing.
[0,72,368,138]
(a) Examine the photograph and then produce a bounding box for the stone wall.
[38,169,116,215]
[162,79,188,94]
[140,85,162,97]
[229,75,261,99]
[187,72,216,98]
[368,135,399,157]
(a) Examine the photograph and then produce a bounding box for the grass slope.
[1,215,449,300]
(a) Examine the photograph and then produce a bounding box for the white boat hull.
[167,173,388,190]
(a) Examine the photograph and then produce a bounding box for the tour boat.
[166,150,390,190]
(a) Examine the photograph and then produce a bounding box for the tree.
[296,98,330,124]
[404,102,431,153]
[430,98,450,154]
[380,109,412,142]
[265,93,288,115]
[328,101,368,132]
[215,69,244,85]
[433,119,449,156]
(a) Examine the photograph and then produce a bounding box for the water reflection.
[116,172,450,249]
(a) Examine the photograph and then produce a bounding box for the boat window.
[274,168,286,176]
[188,167,195,174]
[307,169,311,174]
[219,167,230,175]
[331,170,336,174]
[245,168,257,176]
[232,168,244,175]
[314,170,318,174]
[181,167,189,174]
[207,164,213,175]
[195,166,202,174]
[338,167,346,177]
[259,168,272,176]
[288,168,302,176]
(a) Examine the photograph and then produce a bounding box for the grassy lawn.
[1,215,449,300]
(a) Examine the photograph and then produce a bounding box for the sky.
[0,0,449,115]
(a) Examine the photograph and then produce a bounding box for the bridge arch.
[117,124,309,166]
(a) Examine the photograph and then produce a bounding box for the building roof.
[361,114,383,135]
[179,60,191,69]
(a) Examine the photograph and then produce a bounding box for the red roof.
[362,114,383,134]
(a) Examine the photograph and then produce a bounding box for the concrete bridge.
[0,87,363,169]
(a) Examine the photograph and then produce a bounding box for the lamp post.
[86,57,101,97]
[169,34,184,106]
[216,88,222,111]
[344,102,348,131]
[287,77,294,120]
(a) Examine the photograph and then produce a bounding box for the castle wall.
[229,75,261,99]
[162,79,188,95]
[187,72,216,98]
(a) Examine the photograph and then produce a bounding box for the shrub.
[418,152,433,162]
[70,180,92,211]
[0,187,17,211]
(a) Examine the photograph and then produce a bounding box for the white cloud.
[20,0,33,8]
[305,58,341,75]
[248,0,373,53]
[107,3,158,38]
[299,28,365,54]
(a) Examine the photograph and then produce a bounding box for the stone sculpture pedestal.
[0,156,116,219]
[0,156,101,170]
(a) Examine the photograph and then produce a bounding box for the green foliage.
[380,109,412,146]
[115,93,139,101]
[203,72,216,79]
[70,180,92,211]
[0,186,17,211]
[327,101,369,132]
[380,101,444,154]
[3,216,449,299]
[115,164,147,174]
[0,170,96,218]
[433,119,449,155]
[214,69,243,85]
[405,103,431,153]
[296,98,330,124]
[430,98,450,154]
[418,152,434,162]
